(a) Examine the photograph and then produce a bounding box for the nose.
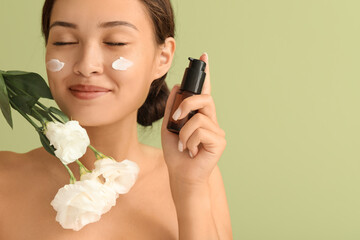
[73,42,104,77]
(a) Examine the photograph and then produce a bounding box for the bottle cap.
[180,57,206,94]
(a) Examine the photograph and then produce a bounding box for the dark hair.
[41,0,175,127]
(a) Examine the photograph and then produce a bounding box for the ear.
[152,37,176,80]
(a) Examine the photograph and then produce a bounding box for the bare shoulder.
[0,149,72,239]
[0,150,32,182]
[0,150,24,167]
[0,150,36,212]
[0,148,60,208]
[0,148,43,190]
[0,148,51,178]
[0,150,21,171]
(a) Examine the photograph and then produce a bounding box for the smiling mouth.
[69,85,111,100]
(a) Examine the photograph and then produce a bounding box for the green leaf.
[0,73,13,128]
[49,107,69,123]
[10,95,38,114]
[3,71,53,99]
[32,106,53,122]
[38,132,56,156]
[2,70,30,76]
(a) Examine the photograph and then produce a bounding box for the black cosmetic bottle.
[167,57,206,134]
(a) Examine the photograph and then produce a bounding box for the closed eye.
[52,42,127,46]
[104,42,127,46]
[53,42,78,46]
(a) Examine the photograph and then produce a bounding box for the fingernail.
[202,52,208,61]
[172,108,181,121]
[189,151,193,158]
[178,140,183,152]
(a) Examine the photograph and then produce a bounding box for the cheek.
[46,58,67,100]
[45,45,78,75]
[112,63,150,103]
[112,57,134,71]
[46,59,65,72]
[109,56,153,111]
[109,53,148,85]
[45,55,72,88]
[45,56,75,113]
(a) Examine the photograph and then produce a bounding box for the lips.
[69,84,111,100]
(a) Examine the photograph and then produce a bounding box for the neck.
[73,111,142,172]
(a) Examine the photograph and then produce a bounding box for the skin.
[0,0,232,239]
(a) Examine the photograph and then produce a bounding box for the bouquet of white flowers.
[0,70,139,231]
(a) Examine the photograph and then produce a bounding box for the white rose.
[51,180,117,231]
[45,120,90,165]
[92,158,139,194]
[80,171,102,183]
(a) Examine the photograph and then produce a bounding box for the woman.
[0,0,232,239]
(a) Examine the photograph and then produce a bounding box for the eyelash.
[53,42,77,46]
[103,42,127,46]
[52,42,127,46]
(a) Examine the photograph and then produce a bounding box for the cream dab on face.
[112,57,133,71]
[46,59,65,72]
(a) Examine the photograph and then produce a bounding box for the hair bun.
[137,76,170,126]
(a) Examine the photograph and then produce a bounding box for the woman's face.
[46,0,161,126]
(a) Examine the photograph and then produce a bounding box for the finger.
[172,94,218,124]
[178,113,225,152]
[162,84,180,131]
[186,127,226,158]
[199,52,211,95]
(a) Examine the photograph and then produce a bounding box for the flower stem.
[5,86,17,96]
[31,108,47,127]
[6,86,46,128]
[88,145,107,159]
[63,163,77,184]
[36,102,63,123]
[8,98,41,131]
[35,101,49,111]
[7,83,32,97]
[6,84,61,124]
[76,160,91,175]
[49,112,62,123]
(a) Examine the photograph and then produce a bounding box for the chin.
[55,98,138,127]
[73,118,105,127]
[64,109,133,128]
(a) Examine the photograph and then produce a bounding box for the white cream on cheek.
[112,57,133,71]
[46,59,65,72]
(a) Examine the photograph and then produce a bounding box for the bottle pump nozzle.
[180,57,206,94]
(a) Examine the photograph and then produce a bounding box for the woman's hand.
[161,53,226,186]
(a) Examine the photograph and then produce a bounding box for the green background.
[1,0,360,239]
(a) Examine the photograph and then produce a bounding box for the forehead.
[50,0,151,32]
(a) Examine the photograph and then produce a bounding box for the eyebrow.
[49,21,139,31]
